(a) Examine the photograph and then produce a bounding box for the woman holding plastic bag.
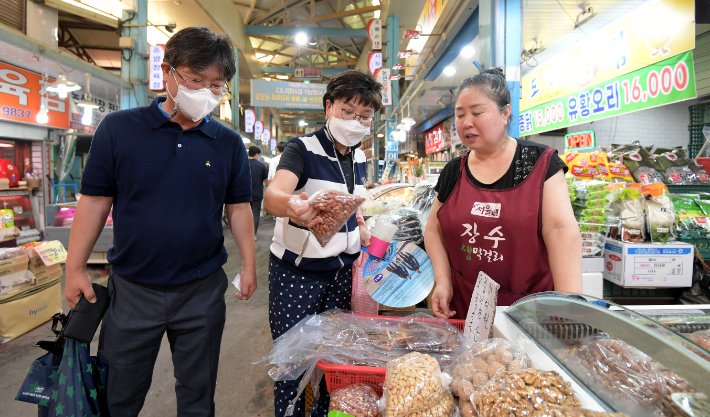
[263,70,382,417]
[424,68,583,319]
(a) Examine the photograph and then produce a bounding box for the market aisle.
[0,218,277,417]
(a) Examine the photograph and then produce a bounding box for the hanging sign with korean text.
[367,19,383,51]
[294,67,322,81]
[262,128,271,145]
[425,123,449,154]
[404,0,449,77]
[377,68,392,107]
[398,50,412,59]
[148,45,165,92]
[520,0,694,112]
[254,121,264,142]
[69,93,119,134]
[368,52,382,75]
[0,62,68,129]
[244,109,256,132]
[250,80,326,109]
[519,51,696,136]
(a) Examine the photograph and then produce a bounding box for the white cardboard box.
[602,238,694,288]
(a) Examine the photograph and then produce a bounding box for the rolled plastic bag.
[290,189,365,247]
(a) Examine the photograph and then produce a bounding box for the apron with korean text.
[437,148,555,318]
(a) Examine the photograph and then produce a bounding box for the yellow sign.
[405,0,449,77]
[35,241,68,266]
[520,0,695,112]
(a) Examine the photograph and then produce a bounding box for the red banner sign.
[393,64,405,70]
[398,50,413,59]
[404,30,420,39]
[425,123,445,154]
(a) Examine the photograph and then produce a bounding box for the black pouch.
[62,283,110,343]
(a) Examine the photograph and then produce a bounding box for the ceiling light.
[295,33,308,45]
[402,117,416,126]
[46,73,80,99]
[36,106,49,124]
[377,133,384,138]
[396,123,405,130]
[308,36,318,46]
[242,137,251,144]
[374,10,380,18]
[257,55,273,62]
[403,124,411,131]
[436,95,452,108]
[299,120,307,126]
[264,77,272,81]
[443,66,456,76]
[276,75,289,80]
[0,143,14,148]
[461,46,475,58]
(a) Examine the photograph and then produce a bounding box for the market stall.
[260,296,710,417]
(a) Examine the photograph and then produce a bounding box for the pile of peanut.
[451,339,531,417]
[385,352,444,417]
[472,368,581,417]
[309,189,365,247]
[404,391,456,417]
[328,383,380,417]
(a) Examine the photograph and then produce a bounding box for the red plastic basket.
[318,315,465,395]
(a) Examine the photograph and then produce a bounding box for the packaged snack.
[531,406,629,416]
[671,196,710,239]
[594,152,612,182]
[686,329,710,351]
[384,352,445,417]
[642,183,675,243]
[575,208,609,218]
[689,159,710,184]
[656,150,699,185]
[554,335,698,417]
[580,216,607,224]
[565,173,578,186]
[622,148,667,184]
[608,162,634,183]
[449,338,531,399]
[694,199,710,227]
[2,209,14,228]
[580,198,608,209]
[291,189,365,247]
[329,383,381,417]
[564,152,599,179]
[472,368,581,416]
[610,187,645,243]
[406,391,455,417]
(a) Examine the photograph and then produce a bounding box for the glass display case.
[366,184,414,203]
[505,293,710,416]
[44,202,113,252]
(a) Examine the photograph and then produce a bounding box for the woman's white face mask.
[167,70,222,122]
[326,116,369,147]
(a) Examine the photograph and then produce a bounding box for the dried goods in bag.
[328,383,381,417]
[671,196,710,239]
[471,368,581,416]
[609,186,645,243]
[642,183,675,243]
[530,406,629,417]
[384,352,445,417]
[621,148,667,184]
[290,189,366,247]
[686,329,710,351]
[553,335,698,417]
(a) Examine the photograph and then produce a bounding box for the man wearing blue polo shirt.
[64,26,256,416]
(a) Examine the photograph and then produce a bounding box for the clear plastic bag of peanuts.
[383,352,447,417]
[289,189,366,247]
[329,383,381,417]
[528,405,629,417]
[472,368,582,417]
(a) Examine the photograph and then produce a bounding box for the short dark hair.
[452,67,512,132]
[248,146,261,157]
[277,142,287,153]
[164,26,236,82]
[323,70,383,113]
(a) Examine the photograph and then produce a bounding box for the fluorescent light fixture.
[264,77,272,81]
[377,133,384,138]
[443,66,456,76]
[401,117,416,126]
[299,120,308,126]
[461,46,475,58]
[295,33,308,45]
[276,75,289,80]
[46,73,81,99]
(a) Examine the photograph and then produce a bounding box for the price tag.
[464,271,499,344]
[35,241,68,266]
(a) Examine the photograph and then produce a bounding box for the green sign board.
[519,51,697,136]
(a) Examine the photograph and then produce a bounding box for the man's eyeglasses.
[172,67,229,95]
[339,107,375,126]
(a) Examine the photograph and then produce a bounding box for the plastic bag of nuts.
[290,189,366,248]
[530,406,629,417]
[384,352,445,417]
[450,338,532,417]
[472,368,582,417]
[328,383,381,417]
[404,391,456,417]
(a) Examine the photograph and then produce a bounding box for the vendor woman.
[425,68,583,319]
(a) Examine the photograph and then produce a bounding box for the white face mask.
[167,72,222,122]
[326,116,370,147]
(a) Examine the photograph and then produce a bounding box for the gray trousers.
[98,268,228,417]
[251,199,262,234]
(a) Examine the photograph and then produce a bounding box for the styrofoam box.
[603,238,693,288]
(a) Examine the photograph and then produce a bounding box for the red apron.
[437,147,555,318]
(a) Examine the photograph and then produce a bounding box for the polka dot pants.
[268,254,352,417]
